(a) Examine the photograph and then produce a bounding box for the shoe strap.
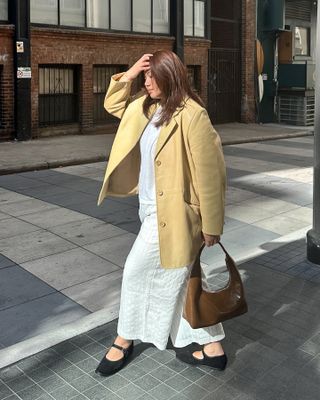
[112,342,131,355]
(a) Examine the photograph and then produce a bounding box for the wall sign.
[16,41,24,53]
[17,67,31,79]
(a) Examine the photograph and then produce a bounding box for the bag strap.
[198,241,229,258]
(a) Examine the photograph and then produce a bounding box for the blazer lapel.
[155,117,177,159]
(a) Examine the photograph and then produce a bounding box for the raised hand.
[120,54,153,82]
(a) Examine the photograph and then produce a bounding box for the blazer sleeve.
[187,108,226,235]
[104,72,134,119]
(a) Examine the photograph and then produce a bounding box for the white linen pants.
[117,203,225,350]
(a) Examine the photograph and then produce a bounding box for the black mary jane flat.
[95,341,134,376]
[176,348,227,371]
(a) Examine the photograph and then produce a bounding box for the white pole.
[307,0,320,264]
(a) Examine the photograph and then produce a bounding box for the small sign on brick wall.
[16,41,24,53]
[17,67,31,79]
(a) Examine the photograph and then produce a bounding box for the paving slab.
[0,265,56,310]
[0,198,59,217]
[0,217,41,240]
[0,229,77,264]
[83,233,137,268]
[61,270,123,312]
[18,207,91,229]
[49,219,127,246]
[0,292,89,348]
[21,247,120,290]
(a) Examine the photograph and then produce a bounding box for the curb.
[219,131,313,146]
[0,131,313,176]
[0,156,107,176]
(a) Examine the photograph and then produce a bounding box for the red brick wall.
[241,0,256,123]
[0,25,15,141]
[30,27,211,138]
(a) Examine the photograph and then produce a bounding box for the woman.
[96,51,227,376]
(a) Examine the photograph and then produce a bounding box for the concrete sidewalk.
[0,135,315,368]
[1,233,319,400]
[0,123,313,175]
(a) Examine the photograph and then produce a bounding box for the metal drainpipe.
[307,0,320,264]
[171,0,184,61]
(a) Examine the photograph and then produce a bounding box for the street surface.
[0,135,319,400]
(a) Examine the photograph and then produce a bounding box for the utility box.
[278,63,316,90]
[263,0,285,31]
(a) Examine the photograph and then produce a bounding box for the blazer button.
[156,160,161,166]
[158,190,163,196]
[160,221,166,228]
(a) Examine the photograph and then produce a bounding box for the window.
[0,0,8,20]
[133,0,151,33]
[31,0,58,24]
[87,0,109,29]
[93,65,126,122]
[110,0,131,30]
[60,0,85,27]
[294,26,310,56]
[39,66,79,126]
[184,0,193,36]
[30,0,170,34]
[153,0,169,34]
[184,0,206,37]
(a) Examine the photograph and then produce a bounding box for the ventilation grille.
[278,94,315,126]
[285,0,312,21]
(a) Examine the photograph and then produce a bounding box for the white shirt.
[138,106,162,205]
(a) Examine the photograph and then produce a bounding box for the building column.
[241,0,256,123]
[170,0,184,61]
[9,0,32,140]
[307,1,320,265]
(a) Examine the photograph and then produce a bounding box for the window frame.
[30,0,170,35]
[285,19,312,61]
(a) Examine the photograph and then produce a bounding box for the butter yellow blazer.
[98,73,226,268]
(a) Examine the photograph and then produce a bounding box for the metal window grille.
[187,65,201,94]
[93,65,126,123]
[39,65,79,126]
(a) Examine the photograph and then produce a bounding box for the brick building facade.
[0,0,256,141]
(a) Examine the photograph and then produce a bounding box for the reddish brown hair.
[142,50,204,127]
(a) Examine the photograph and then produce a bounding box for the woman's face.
[144,70,162,99]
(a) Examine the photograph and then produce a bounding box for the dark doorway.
[208,0,242,123]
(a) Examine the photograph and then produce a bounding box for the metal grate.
[285,0,312,21]
[208,48,241,123]
[39,65,79,126]
[93,65,126,123]
[278,94,315,126]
